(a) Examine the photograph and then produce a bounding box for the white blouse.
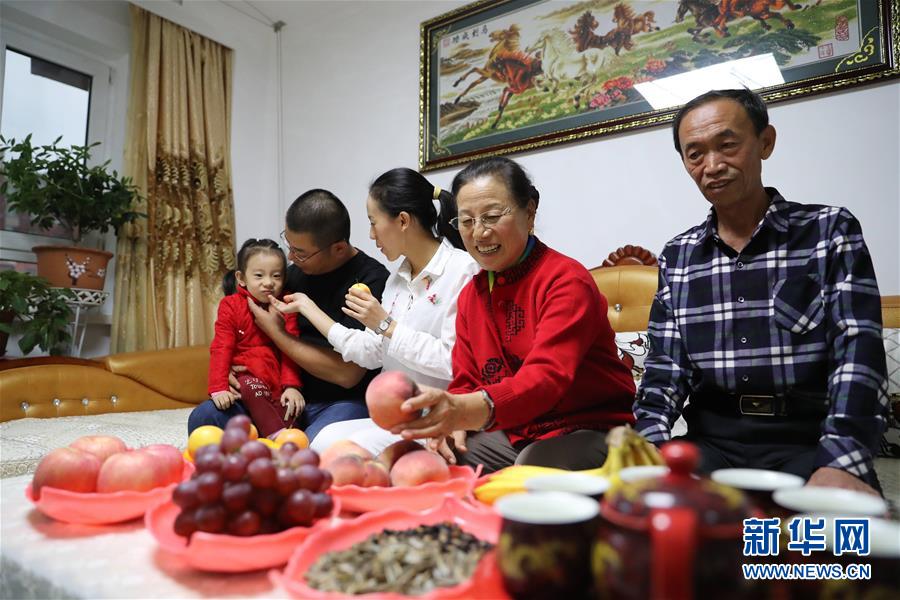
[327,238,479,389]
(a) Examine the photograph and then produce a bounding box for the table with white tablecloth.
[0,475,288,599]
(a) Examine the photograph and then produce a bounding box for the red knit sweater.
[208,286,301,397]
[449,241,635,444]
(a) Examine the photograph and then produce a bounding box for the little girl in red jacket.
[208,238,303,436]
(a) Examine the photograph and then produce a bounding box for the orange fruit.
[275,428,309,449]
[182,449,193,463]
[248,424,259,440]
[350,283,371,295]
[259,438,280,451]
[187,425,224,458]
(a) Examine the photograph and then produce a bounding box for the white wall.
[273,0,900,293]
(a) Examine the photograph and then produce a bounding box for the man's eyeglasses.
[450,206,513,231]
[280,230,333,263]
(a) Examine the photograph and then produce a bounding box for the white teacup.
[618,465,670,483]
[524,473,610,500]
[712,468,805,492]
[773,487,888,517]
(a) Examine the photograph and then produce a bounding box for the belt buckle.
[740,395,776,416]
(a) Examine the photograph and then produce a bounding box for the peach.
[97,451,169,493]
[375,439,423,471]
[140,444,185,484]
[389,450,451,487]
[69,435,127,464]
[326,455,367,487]
[362,461,391,487]
[32,447,102,499]
[365,371,421,430]
[319,440,373,470]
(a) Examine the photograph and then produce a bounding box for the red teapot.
[593,441,761,599]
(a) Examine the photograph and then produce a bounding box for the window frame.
[0,22,114,265]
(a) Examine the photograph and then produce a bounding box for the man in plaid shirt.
[633,89,888,495]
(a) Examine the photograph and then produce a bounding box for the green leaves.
[0,135,144,245]
[0,270,74,355]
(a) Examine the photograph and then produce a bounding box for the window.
[0,25,111,272]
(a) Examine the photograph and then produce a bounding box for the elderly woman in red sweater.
[390,157,636,473]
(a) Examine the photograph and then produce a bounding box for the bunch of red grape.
[172,415,333,537]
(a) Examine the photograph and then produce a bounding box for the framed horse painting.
[419,0,899,171]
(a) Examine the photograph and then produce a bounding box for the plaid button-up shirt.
[634,189,888,485]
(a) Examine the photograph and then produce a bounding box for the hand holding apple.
[343,285,387,330]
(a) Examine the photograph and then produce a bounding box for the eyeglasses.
[450,207,513,231]
[280,230,334,263]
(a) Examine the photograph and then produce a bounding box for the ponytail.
[369,167,465,248]
[435,188,464,250]
[222,270,238,296]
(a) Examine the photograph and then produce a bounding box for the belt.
[690,387,830,418]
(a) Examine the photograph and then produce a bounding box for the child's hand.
[211,390,237,410]
[248,298,286,333]
[281,387,305,421]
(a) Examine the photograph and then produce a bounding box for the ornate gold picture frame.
[419,0,899,171]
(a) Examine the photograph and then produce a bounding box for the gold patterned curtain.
[112,5,236,352]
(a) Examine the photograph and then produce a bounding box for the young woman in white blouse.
[272,168,478,459]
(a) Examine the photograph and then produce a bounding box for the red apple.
[390,450,450,487]
[96,451,169,493]
[327,455,367,486]
[365,371,421,430]
[362,460,391,487]
[319,440,373,470]
[69,435,127,464]
[32,447,102,499]
[374,439,423,471]
[140,444,185,484]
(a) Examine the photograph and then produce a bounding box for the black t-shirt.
[284,250,389,403]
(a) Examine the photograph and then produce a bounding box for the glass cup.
[495,491,600,599]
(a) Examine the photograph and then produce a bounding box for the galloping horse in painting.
[714,0,804,35]
[526,28,611,107]
[452,24,543,128]
[675,0,721,42]
[613,3,660,35]
[676,0,804,40]
[570,10,633,56]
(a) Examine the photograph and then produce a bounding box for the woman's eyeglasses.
[450,206,513,231]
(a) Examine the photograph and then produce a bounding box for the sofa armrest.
[103,345,210,404]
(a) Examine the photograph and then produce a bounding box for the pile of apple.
[32,436,183,499]
[171,414,333,538]
[320,369,451,488]
[322,439,451,488]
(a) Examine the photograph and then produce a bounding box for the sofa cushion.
[0,408,191,478]
[615,331,650,381]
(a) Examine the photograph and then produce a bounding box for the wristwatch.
[375,315,394,335]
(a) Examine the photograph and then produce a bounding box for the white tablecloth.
[0,475,289,599]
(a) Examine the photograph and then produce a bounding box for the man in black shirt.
[188,189,389,441]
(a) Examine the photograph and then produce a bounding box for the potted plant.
[0,135,143,290]
[0,270,74,356]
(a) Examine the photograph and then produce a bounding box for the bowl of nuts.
[272,494,506,599]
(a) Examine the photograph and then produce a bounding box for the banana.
[473,426,664,504]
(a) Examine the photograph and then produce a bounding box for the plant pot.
[32,246,113,290]
[0,310,13,357]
